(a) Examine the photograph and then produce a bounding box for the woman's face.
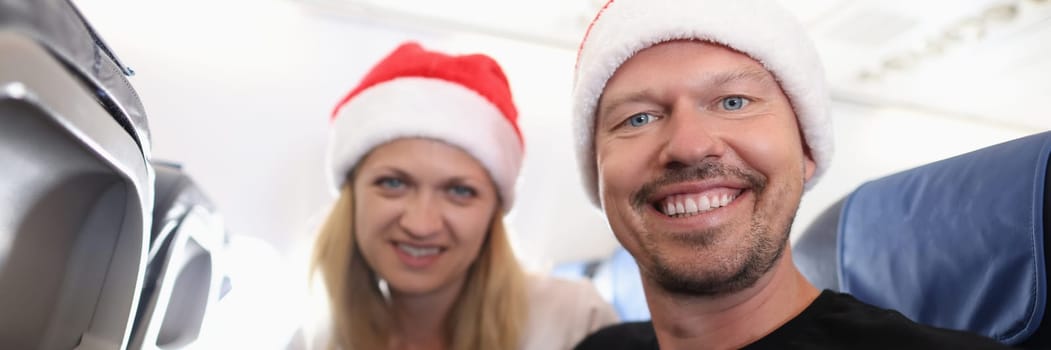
[352,138,499,297]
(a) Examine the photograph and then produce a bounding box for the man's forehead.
[616,41,774,83]
[602,68,772,100]
[598,42,781,114]
[641,40,771,74]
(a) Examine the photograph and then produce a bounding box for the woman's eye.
[448,185,477,198]
[377,177,405,189]
[721,96,750,111]
[625,113,657,127]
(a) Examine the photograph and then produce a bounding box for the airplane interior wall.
[74,0,1040,275]
[0,0,1031,348]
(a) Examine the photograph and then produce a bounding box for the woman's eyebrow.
[368,166,410,179]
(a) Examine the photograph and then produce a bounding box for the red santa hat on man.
[327,42,524,212]
[572,0,834,207]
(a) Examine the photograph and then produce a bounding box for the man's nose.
[658,107,727,171]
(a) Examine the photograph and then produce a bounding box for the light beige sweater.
[519,274,620,350]
[289,273,619,350]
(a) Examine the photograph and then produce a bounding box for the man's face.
[594,40,816,297]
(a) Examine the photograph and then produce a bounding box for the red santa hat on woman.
[327,42,524,212]
[572,0,834,207]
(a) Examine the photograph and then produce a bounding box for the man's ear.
[804,156,816,182]
[802,145,817,183]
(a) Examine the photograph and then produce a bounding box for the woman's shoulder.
[285,285,337,350]
[286,316,334,350]
[519,273,620,350]
[524,273,606,305]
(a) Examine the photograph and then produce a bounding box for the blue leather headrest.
[838,131,1051,345]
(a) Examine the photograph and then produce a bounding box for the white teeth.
[398,243,440,257]
[698,196,711,211]
[660,193,738,217]
[684,198,698,214]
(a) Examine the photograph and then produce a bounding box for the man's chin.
[649,263,758,297]
[642,230,727,259]
[642,243,777,297]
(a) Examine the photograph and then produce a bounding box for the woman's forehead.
[360,138,491,181]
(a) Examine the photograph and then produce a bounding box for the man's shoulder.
[573,321,657,350]
[574,291,1014,350]
[750,290,1012,350]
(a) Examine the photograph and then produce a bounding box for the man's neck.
[645,249,820,350]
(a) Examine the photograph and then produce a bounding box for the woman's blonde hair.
[311,182,527,350]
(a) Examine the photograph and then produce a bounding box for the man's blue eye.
[449,185,476,198]
[627,113,657,127]
[721,96,749,111]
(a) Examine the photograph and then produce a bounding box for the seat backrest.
[793,197,846,292]
[129,162,225,350]
[0,1,152,349]
[796,131,1051,347]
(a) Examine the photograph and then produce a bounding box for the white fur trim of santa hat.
[327,77,524,212]
[572,0,833,207]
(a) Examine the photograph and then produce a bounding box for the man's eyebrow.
[704,68,776,88]
[597,68,774,121]
[597,89,658,122]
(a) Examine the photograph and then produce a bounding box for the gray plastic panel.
[129,207,223,350]
[0,0,152,152]
[0,31,151,350]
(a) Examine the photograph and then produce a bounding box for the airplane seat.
[552,247,651,322]
[0,1,152,349]
[598,247,650,322]
[794,130,1051,347]
[793,196,846,292]
[129,162,225,350]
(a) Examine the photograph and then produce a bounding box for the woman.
[304,42,617,350]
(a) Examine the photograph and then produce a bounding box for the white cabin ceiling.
[296,0,1051,131]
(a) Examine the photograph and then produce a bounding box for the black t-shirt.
[574,290,1013,350]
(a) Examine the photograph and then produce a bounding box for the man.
[569,0,1012,349]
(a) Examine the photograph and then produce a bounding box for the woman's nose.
[398,192,444,238]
